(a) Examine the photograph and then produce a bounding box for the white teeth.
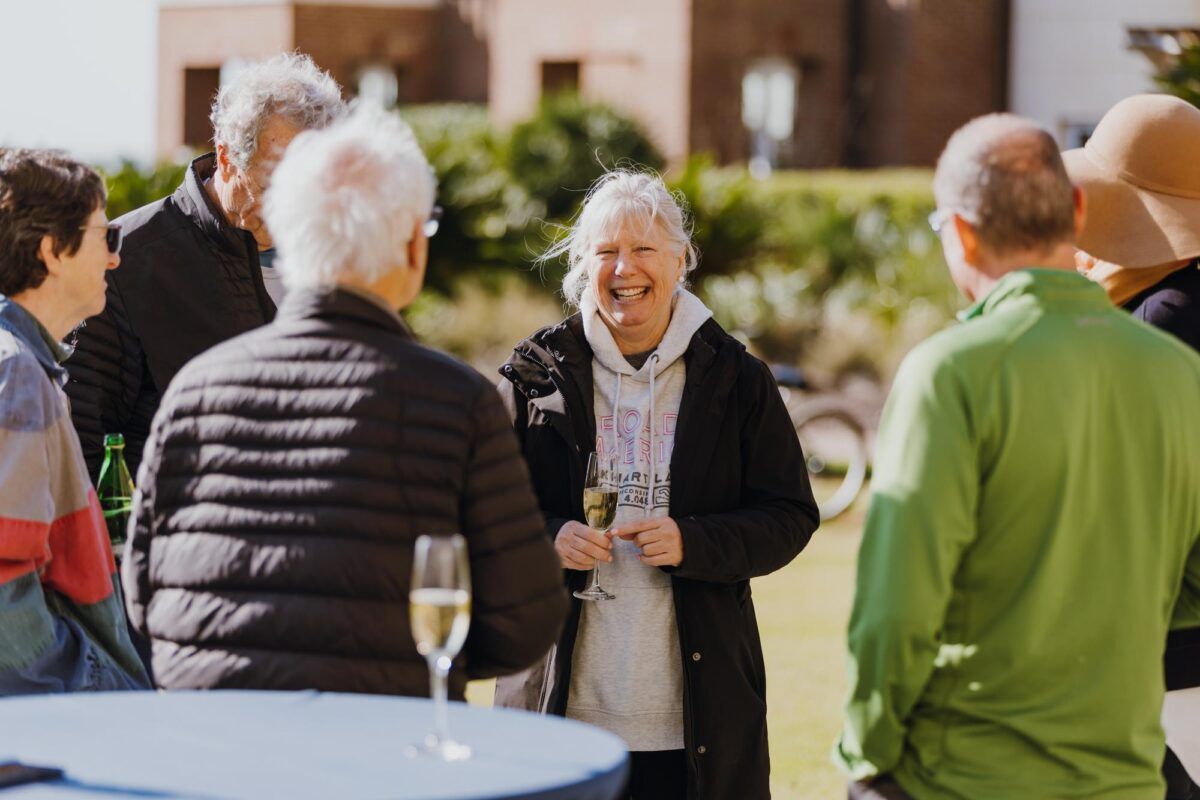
[613,288,647,299]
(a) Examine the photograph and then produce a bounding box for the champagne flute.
[409,533,472,761]
[574,452,617,601]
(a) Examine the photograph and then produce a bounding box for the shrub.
[670,155,768,277]
[693,169,959,379]
[507,93,665,220]
[402,104,545,291]
[1155,43,1200,109]
[102,160,189,219]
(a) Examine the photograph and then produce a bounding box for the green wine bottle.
[96,433,135,561]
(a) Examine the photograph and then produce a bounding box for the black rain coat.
[494,313,820,799]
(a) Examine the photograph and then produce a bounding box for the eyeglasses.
[80,222,123,255]
[424,205,443,238]
[928,208,980,235]
[928,209,954,234]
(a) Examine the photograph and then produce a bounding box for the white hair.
[264,103,436,290]
[211,52,345,170]
[542,169,699,307]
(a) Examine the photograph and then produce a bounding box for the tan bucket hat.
[1062,93,1200,268]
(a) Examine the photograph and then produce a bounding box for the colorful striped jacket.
[0,297,147,694]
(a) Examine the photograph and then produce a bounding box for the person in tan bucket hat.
[1065,93,1200,800]
[1063,93,1200,352]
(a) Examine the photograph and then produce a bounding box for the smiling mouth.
[611,287,649,302]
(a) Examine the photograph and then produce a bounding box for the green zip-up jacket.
[836,269,1200,799]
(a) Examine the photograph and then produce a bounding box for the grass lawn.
[466,485,867,799]
[760,492,865,798]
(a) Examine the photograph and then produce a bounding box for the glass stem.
[430,654,451,744]
[590,536,606,590]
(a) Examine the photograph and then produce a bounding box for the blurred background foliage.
[104,160,187,221]
[99,94,959,383]
[1156,42,1200,109]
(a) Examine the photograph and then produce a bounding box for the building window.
[541,61,581,96]
[742,59,798,176]
[183,67,221,149]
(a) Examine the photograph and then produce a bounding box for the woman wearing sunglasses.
[0,148,145,695]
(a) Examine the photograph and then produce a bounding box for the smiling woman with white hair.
[121,104,567,697]
[494,169,820,800]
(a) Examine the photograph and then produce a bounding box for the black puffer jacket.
[493,314,819,800]
[123,288,568,696]
[66,154,274,480]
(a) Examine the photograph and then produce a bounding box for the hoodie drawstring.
[611,372,623,472]
[646,353,660,517]
[610,355,659,518]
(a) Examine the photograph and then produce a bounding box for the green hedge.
[681,166,956,377]
[95,97,959,379]
[104,160,188,220]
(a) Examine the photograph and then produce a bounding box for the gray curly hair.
[210,52,345,170]
[543,169,699,307]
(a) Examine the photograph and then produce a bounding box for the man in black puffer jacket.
[66,54,345,481]
[122,104,567,695]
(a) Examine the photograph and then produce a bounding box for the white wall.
[1010,0,1200,145]
[0,0,157,165]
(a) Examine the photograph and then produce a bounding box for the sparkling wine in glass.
[409,533,472,761]
[575,452,617,601]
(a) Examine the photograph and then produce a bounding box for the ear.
[951,214,983,266]
[37,234,62,279]
[1072,185,1087,242]
[676,252,685,283]
[406,218,428,279]
[215,143,238,182]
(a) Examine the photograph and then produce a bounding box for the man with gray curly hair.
[66,52,344,484]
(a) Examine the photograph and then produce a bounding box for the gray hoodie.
[565,289,713,751]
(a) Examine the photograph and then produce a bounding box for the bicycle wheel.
[790,399,869,521]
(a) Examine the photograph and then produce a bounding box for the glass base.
[407,734,471,762]
[574,585,616,601]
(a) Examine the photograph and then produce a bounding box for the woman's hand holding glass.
[614,516,684,567]
[555,520,613,571]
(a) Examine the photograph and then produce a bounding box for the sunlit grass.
[762,486,865,798]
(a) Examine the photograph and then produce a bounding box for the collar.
[958,268,1112,322]
[176,153,255,259]
[1086,258,1196,307]
[0,296,71,385]
[580,288,714,378]
[273,285,414,339]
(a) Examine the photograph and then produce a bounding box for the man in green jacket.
[836,113,1200,799]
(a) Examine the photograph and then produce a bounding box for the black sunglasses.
[80,222,123,255]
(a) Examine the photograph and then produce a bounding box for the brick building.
[158,0,488,157]
[156,0,1011,167]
